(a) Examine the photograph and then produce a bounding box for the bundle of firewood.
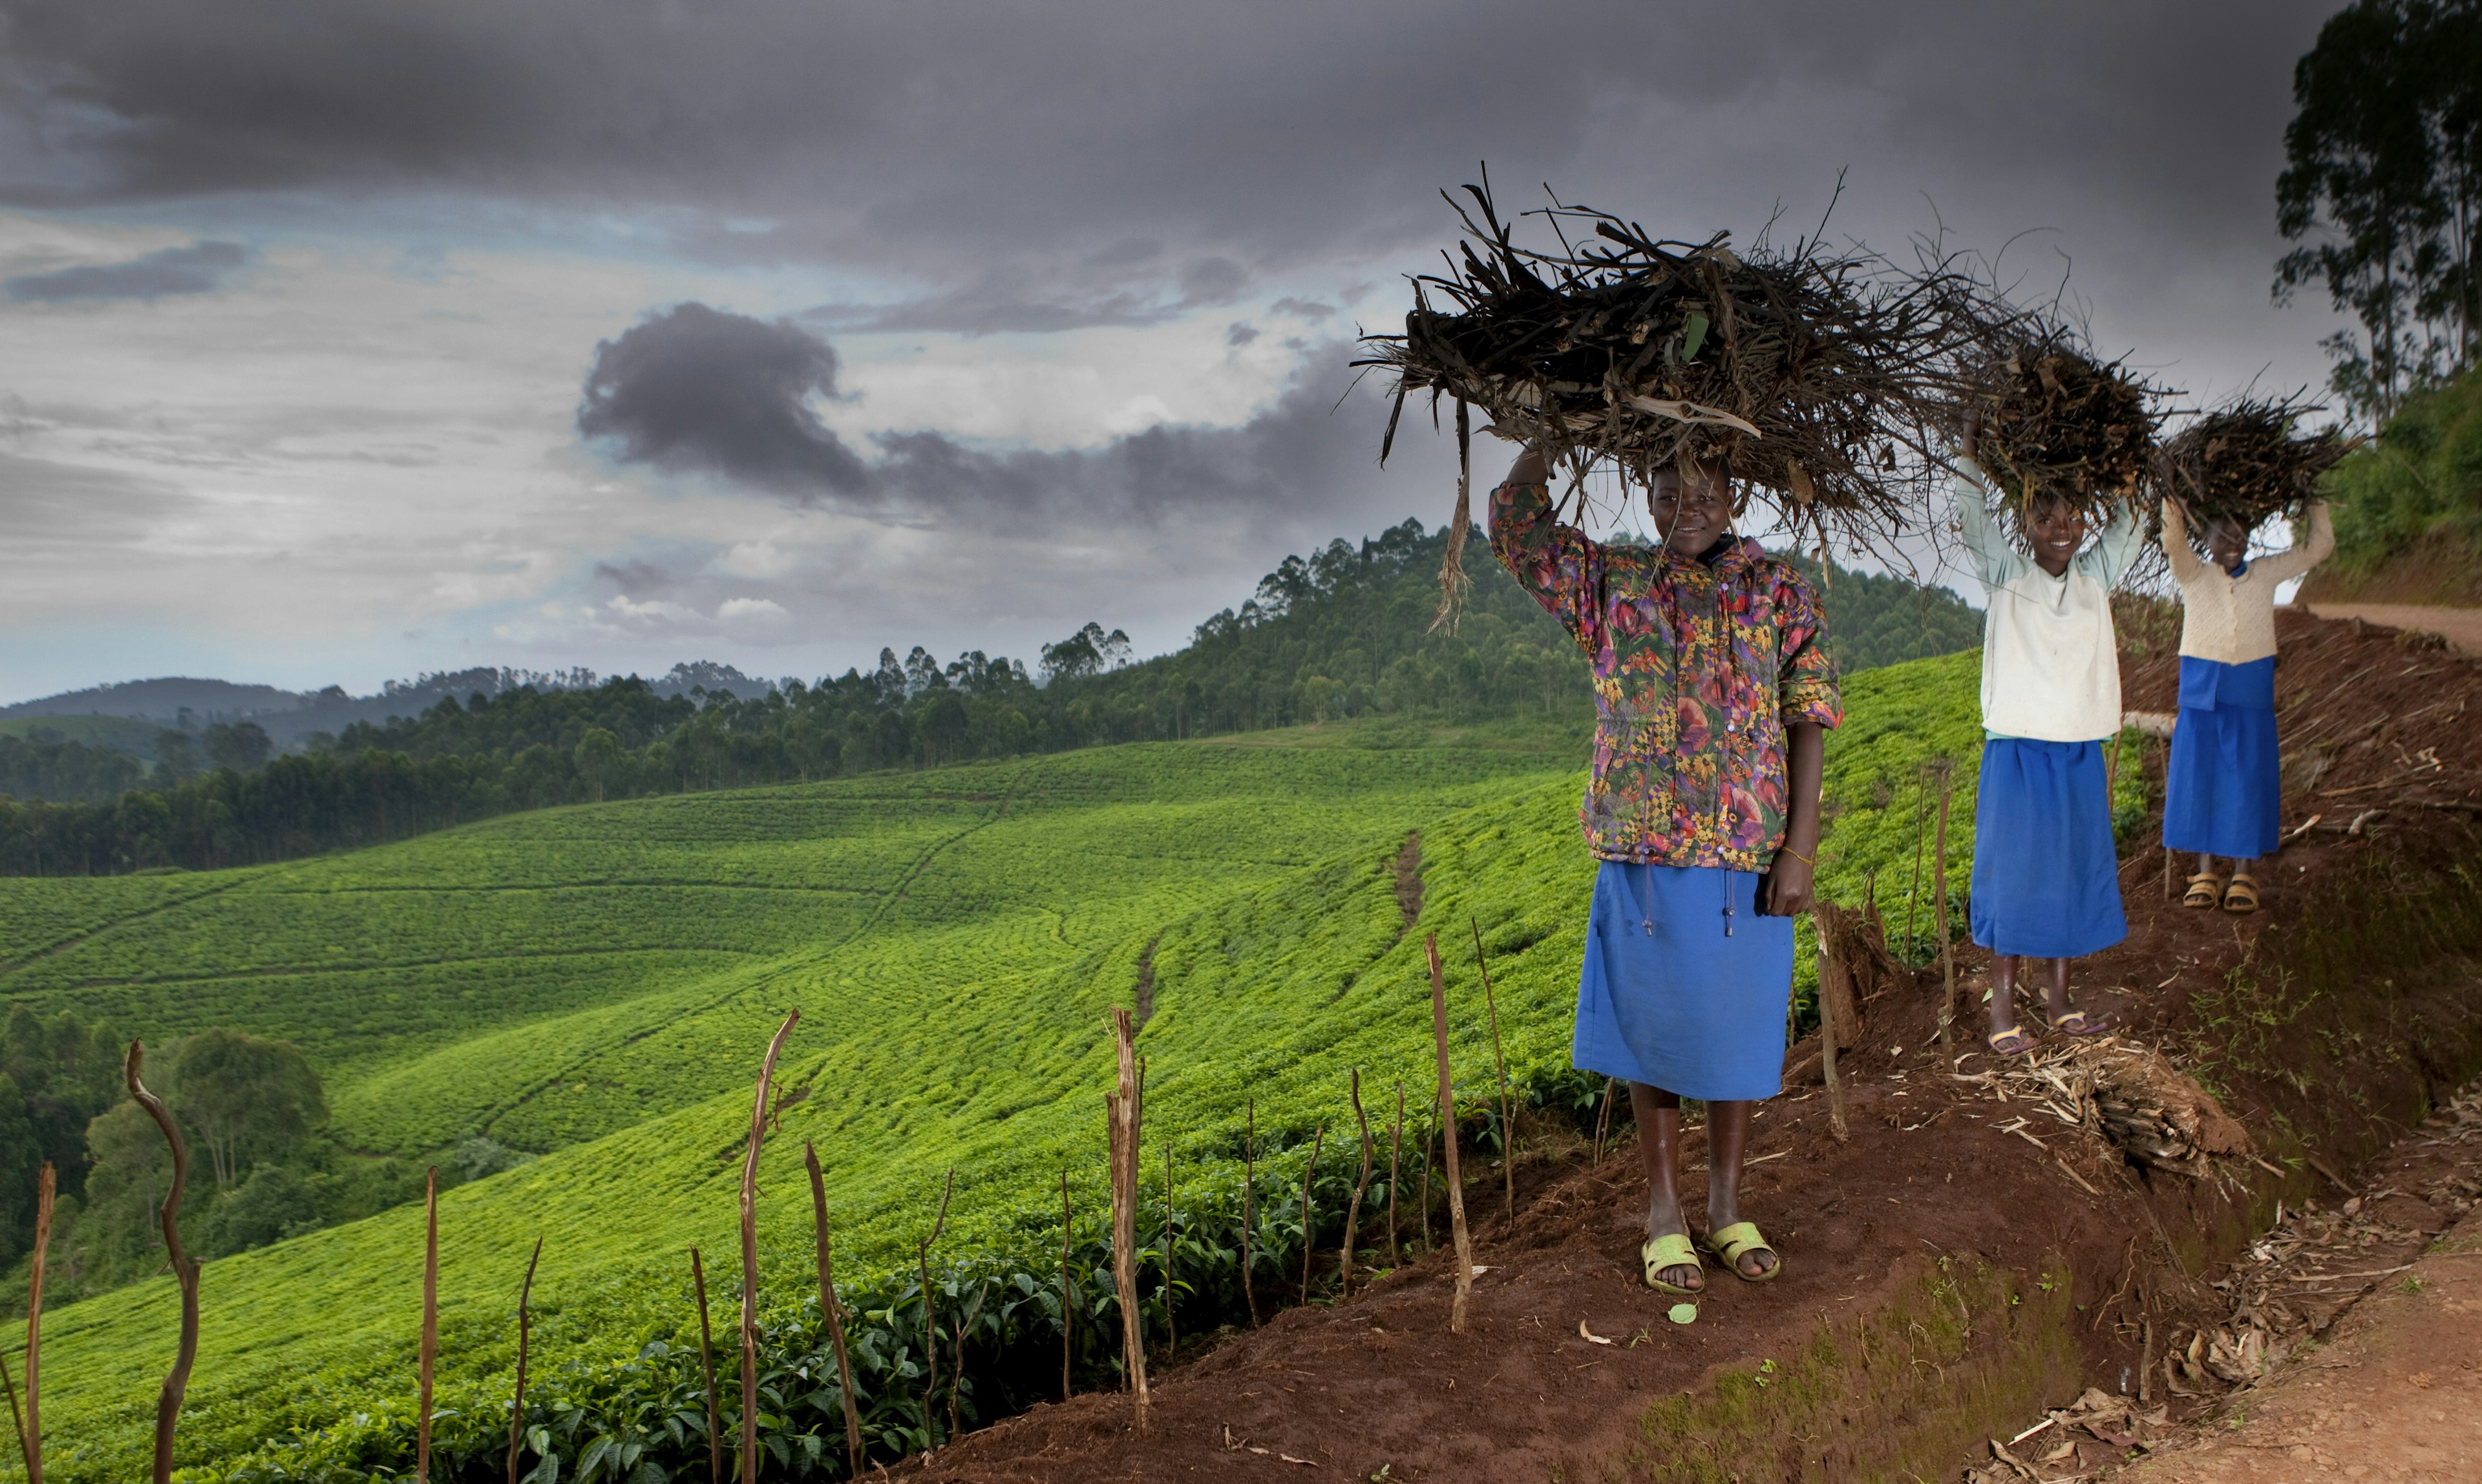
[2152,394,2351,532]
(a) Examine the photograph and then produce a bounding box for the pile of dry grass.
[1357,176,1991,620]
[1963,328,2159,515]
[2152,394,2351,533]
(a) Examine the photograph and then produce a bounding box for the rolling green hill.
[0,650,2085,1482]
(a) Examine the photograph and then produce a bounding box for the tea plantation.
[0,650,2064,1481]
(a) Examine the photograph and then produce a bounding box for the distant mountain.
[0,662,782,752]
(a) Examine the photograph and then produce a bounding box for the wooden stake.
[1424,933,1474,1334]
[1386,1083,1405,1269]
[1060,1172,1075,1401]
[1470,917,1514,1229]
[507,1236,543,1484]
[1417,1112,1434,1251]
[0,1344,24,1484]
[1591,1075,1617,1164]
[1339,1072,1372,1298]
[1103,1008,1147,1433]
[1296,1123,1325,1306]
[2106,726,2125,808]
[1904,761,1931,965]
[1161,1143,1176,1358]
[739,1011,798,1480]
[1815,907,1850,1143]
[125,1041,198,1484]
[418,1166,439,1484]
[19,1160,47,1484]
[803,1143,864,1481]
[915,1168,953,1443]
[1240,1097,1257,1326]
[1931,762,1958,1049]
[691,1248,721,1484]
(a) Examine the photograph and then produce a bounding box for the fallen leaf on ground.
[1579,1320,1615,1345]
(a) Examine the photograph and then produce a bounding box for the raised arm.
[1487,441,1604,650]
[2253,500,2337,585]
[2084,497,2147,588]
[1949,460,2024,589]
[2159,499,2206,585]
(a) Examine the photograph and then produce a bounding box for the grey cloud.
[1225,321,1260,346]
[591,560,672,595]
[0,450,196,540]
[577,302,870,500]
[0,1,2339,326]
[578,302,1438,528]
[3,240,245,301]
[1269,297,1335,321]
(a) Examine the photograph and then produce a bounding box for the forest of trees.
[1,1008,505,1314]
[0,519,1980,876]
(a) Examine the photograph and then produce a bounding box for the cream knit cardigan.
[2161,501,2335,666]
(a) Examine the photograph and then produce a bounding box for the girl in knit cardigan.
[2159,499,2335,913]
[1954,412,2144,1055]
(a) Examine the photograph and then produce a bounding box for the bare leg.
[1988,953,2021,1036]
[1629,1082,1699,1291]
[2041,956,2072,1024]
[1703,1099,1776,1277]
[2196,852,2217,878]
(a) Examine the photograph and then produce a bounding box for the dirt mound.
[903,611,2482,1483]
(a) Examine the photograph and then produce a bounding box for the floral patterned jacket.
[1489,479,1843,869]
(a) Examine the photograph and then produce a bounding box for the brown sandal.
[2223,874,2260,914]
[2183,873,2224,909]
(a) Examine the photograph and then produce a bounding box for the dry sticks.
[125,1042,198,1484]
[1361,174,1991,571]
[19,1160,47,1484]
[507,1237,544,1484]
[1812,905,1851,1144]
[690,1248,722,1484]
[418,1167,439,1484]
[1295,1124,1325,1306]
[1964,327,2159,518]
[2152,393,2349,531]
[1240,1097,1257,1326]
[803,1143,864,1480]
[1339,1072,1373,1299]
[740,1012,798,1479]
[1930,761,1960,1050]
[1103,1008,1147,1433]
[915,1169,954,1444]
[1,1346,25,1484]
[1470,917,1515,1229]
[1423,933,1475,1334]
[1386,1083,1406,1269]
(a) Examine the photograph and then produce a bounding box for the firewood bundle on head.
[1357,175,1980,625]
[1961,325,2159,523]
[2151,394,2351,536]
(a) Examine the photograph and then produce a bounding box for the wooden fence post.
[418,1166,438,1484]
[1814,906,1851,1143]
[1104,1008,1148,1434]
[1424,934,1474,1334]
[1471,917,1515,1229]
[126,1042,200,1484]
[18,1160,48,1484]
[506,1238,543,1484]
[739,1012,798,1479]
[691,1249,721,1484]
[803,1143,864,1479]
[1339,1072,1373,1298]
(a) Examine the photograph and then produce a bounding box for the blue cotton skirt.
[2163,656,2282,860]
[1573,861,1794,1101]
[1969,737,2128,959]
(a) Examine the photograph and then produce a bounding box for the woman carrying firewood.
[1954,410,2143,1056]
[2159,498,2333,913]
[1489,440,1840,1295]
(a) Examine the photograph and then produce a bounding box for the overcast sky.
[0,0,2348,702]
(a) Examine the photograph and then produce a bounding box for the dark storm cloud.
[591,560,672,595]
[577,303,871,498]
[0,2,2340,308]
[3,240,245,301]
[579,302,1423,525]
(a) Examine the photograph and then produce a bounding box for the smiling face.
[2206,516,2251,570]
[2024,493,2088,576]
[1649,460,1734,555]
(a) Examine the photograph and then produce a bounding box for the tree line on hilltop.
[0,519,1980,876]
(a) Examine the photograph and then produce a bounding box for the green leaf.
[1681,312,1710,363]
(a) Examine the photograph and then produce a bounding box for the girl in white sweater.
[1955,413,2143,1055]
[2159,500,2335,913]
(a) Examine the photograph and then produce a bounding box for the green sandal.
[1704,1221,1782,1283]
[1639,1232,1703,1295]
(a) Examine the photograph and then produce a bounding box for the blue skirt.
[1969,737,2128,959]
[2163,656,2282,860]
[1573,862,1793,1101]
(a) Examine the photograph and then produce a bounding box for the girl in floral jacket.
[1490,441,1841,1295]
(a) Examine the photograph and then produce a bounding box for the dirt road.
[2300,602,2482,655]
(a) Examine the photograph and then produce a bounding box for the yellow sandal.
[2183,873,2224,909]
[1640,1231,1703,1295]
[1704,1221,1781,1283]
[2223,874,2260,914]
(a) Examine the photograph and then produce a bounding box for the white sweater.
[1953,461,2146,743]
[2163,500,2334,666]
